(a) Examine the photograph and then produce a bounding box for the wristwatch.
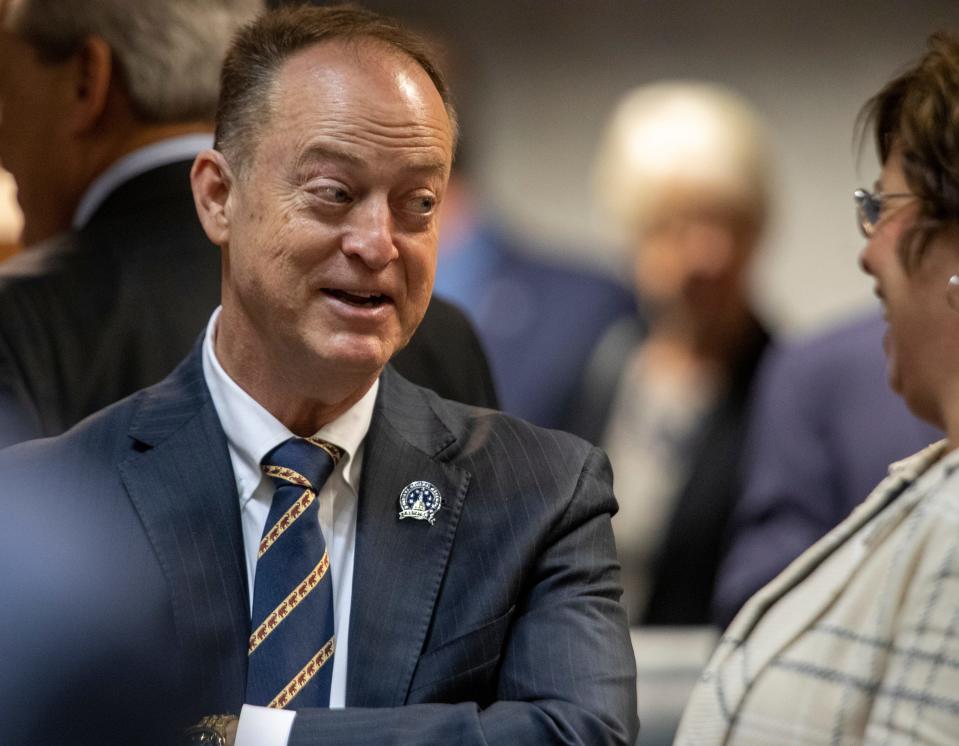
[184,714,238,746]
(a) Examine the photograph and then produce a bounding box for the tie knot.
[261,436,344,492]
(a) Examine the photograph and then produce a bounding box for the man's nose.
[342,197,399,270]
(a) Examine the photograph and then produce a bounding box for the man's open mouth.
[325,289,389,307]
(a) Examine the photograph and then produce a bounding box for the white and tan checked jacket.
[677,440,959,745]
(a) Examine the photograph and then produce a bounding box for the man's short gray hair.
[8,0,264,123]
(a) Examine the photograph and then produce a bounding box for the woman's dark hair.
[859,32,959,268]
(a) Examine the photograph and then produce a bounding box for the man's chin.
[315,334,396,377]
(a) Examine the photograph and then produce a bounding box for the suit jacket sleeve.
[288,447,638,746]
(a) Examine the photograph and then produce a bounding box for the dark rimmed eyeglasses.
[853,188,915,237]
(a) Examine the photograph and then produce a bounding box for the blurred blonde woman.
[573,82,773,625]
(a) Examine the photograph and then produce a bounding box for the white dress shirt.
[71,133,214,229]
[201,308,376,745]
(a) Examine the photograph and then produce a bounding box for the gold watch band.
[184,714,238,746]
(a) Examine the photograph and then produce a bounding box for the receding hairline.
[279,37,454,119]
[220,35,458,173]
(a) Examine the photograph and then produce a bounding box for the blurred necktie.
[246,436,343,708]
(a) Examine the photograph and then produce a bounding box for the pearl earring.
[947,275,959,312]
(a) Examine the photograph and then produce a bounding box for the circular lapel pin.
[398,481,442,525]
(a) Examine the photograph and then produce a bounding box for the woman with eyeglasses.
[677,32,959,745]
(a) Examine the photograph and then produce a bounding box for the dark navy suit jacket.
[0,344,637,745]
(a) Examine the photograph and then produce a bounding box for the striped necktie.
[246,435,343,709]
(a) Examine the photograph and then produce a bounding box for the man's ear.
[66,36,113,134]
[191,149,234,246]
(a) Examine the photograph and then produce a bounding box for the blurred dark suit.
[0,159,217,442]
[391,293,498,409]
[435,223,636,430]
[568,313,770,625]
[713,311,940,627]
[0,159,497,446]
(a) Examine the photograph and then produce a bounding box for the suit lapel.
[117,347,250,711]
[346,368,471,707]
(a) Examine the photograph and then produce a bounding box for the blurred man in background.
[571,82,773,625]
[0,0,261,442]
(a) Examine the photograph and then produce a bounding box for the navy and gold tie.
[246,436,343,709]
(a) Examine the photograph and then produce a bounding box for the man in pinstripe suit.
[0,5,636,745]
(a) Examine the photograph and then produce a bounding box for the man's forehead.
[266,39,452,138]
[275,38,442,106]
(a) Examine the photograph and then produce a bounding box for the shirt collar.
[201,307,379,506]
[887,439,951,480]
[72,133,214,229]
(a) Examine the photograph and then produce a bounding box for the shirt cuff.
[235,704,296,746]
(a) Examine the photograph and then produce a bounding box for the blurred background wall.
[356,0,957,333]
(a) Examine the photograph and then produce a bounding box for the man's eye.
[406,194,436,215]
[311,184,352,204]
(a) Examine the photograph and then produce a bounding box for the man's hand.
[225,716,238,746]
[183,714,238,745]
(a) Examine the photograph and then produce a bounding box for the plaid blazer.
[677,440,959,745]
